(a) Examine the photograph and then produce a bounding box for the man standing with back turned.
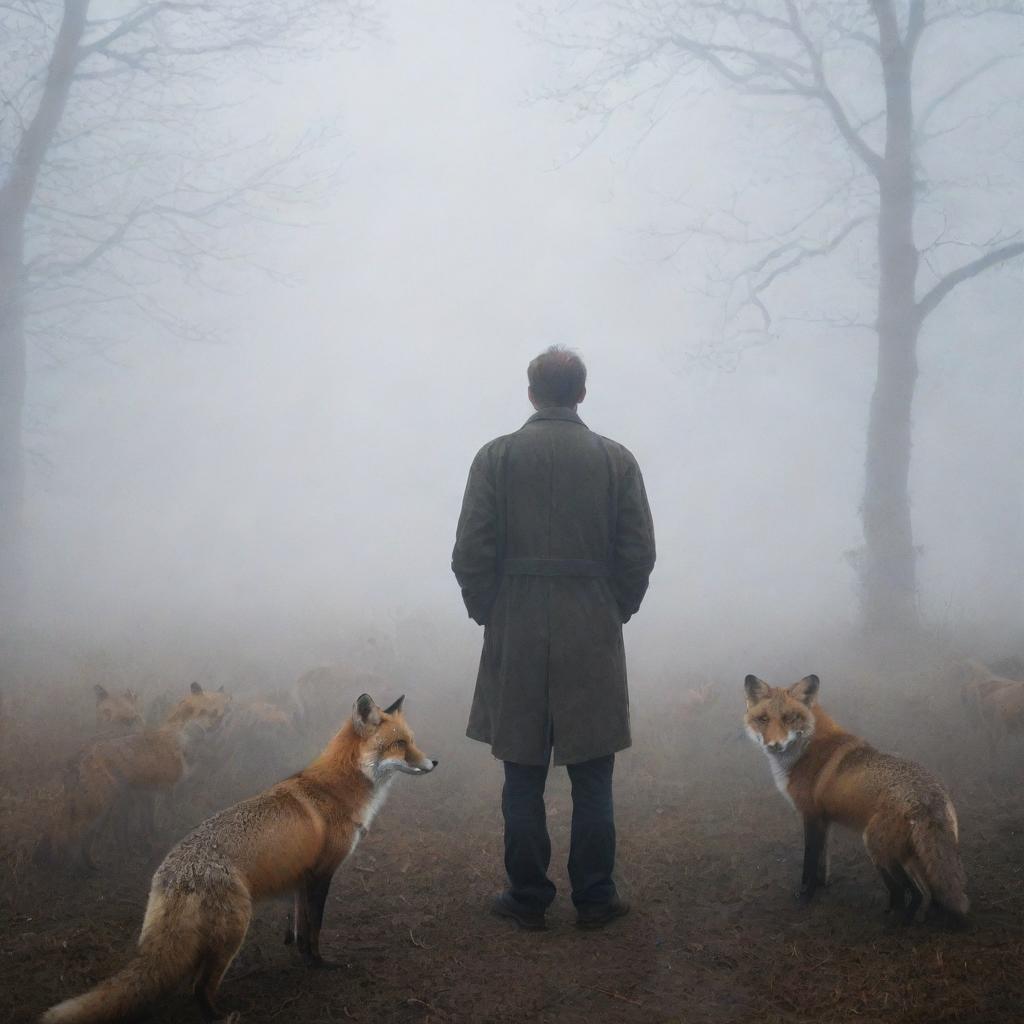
[452,346,655,930]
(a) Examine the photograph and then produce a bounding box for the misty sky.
[21,1,1024,670]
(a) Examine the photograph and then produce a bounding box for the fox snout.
[399,757,439,775]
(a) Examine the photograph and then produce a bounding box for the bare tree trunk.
[0,245,27,604]
[0,0,88,610]
[861,2,921,641]
[862,286,920,639]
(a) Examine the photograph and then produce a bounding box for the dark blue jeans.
[501,754,617,911]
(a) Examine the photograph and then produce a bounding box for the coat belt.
[502,557,610,578]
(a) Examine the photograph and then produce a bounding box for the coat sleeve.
[611,456,655,623]
[452,444,500,626]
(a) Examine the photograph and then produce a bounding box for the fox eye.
[757,714,769,725]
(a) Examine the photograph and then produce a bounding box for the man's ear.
[744,675,771,706]
[788,675,820,706]
[352,693,382,735]
[190,682,203,696]
[576,385,587,405]
[94,684,109,701]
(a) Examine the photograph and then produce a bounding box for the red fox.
[744,674,968,926]
[959,660,1024,740]
[93,685,143,735]
[37,683,231,871]
[678,681,718,722]
[225,696,295,737]
[41,693,436,1024]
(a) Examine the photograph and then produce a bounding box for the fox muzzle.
[394,758,438,775]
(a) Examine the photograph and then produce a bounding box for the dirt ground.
[1,664,1022,1024]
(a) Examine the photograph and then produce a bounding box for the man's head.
[527,346,587,410]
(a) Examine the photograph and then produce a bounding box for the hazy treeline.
[1,1,1021,689]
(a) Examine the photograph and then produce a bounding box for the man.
[452,346,655,930]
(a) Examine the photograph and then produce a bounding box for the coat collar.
[525,407,586,428]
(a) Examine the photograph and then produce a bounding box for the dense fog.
[3,7,1024,1024]
[5,1,1023,683]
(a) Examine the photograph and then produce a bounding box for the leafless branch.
[915,54,1021,140]
[781,0,883,174]
[917,239,1024,321]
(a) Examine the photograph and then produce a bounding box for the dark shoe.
[576,897,630,929]
[491,893,547,931]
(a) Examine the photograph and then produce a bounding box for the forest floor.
[1,662,1022,1024]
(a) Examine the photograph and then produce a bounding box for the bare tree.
[534,0,1024,640]
[0,0,377,602]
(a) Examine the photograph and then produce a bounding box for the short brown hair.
[527,346,587,407]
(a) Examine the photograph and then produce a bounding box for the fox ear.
[94,684,109,701]
[383,695,405,715]
[190,682,203,695]
[744,675,770,705]
[353,693,382,734]
[788,675,820,705]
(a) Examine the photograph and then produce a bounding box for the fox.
[93,685,143,735]
[679,681,718,722]
[744,674,968,926]
[40,693,437,1024]
[37,683,231,871]
[165,682,232,729]
[226,696,295,735]
[958,660,1024,739]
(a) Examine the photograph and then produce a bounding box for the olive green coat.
[452,408,655,765]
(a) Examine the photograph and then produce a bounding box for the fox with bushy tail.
[42,693,437,1023]
[744,674,968,926]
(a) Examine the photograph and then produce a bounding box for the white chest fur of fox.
[41,694,437,1024]
[743,673,968,928]
[345,780,393,860]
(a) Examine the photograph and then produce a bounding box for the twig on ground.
[590,986,642,1007]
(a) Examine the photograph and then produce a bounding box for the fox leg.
[798,818,827,903]
[282,886,306,946]
[194,957,235,1021]
[193,910,250,1021]
[816,823,831,886]
[878,867,906,912]
[290,887,309,955]
[295,874,337,968]
[305,873,336,965]
[126,789,156,843]
[112,791,147,852]
[877,863,923,924]
[899,861,929,925]
[282,898,295,945]
[292,885,321,966]
[77,809,110,873]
